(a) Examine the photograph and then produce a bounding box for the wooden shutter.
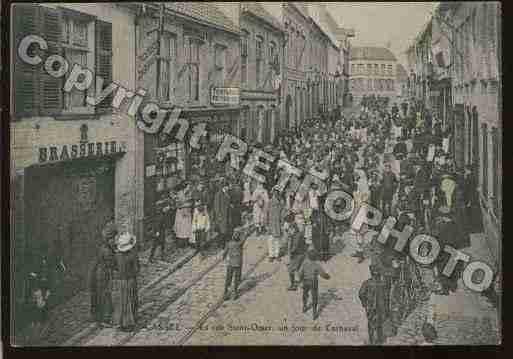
[39,6,63,115]
[95,20,113,113]
[12,4,41,117]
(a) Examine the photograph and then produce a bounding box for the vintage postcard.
[8,2,501,346]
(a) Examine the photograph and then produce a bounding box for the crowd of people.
[24,96,492,343]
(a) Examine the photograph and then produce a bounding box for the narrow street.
[9,2,501,349]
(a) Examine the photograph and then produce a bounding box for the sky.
[326,2,438,67]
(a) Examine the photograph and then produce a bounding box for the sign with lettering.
[210,87,240,106]
[38,141,127,163]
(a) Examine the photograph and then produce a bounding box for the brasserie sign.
[38,141,127,163]
[210,87,240,106]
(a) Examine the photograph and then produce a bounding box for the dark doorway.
[24,158,116,304]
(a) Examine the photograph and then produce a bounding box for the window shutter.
[12,4,41,117]
[95,20,113,113]
[39,6,63,115]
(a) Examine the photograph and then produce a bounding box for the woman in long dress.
[174,181,193,248]
[89,222,117,326]
[114,233,139,331]
[352,169,371,262]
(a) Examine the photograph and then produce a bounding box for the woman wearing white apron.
[174,182,193,248]
[351,169,370,262]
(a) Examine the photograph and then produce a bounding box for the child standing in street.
[192,200,211,259]
[222,224,256,301]
[297,249,331,320]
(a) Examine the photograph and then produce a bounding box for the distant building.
[240,2,285,145]
[349,46,398,105]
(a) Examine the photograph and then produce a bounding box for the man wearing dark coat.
[359,264,388,345]
[89,222,117,326]
[287,223,306,291]
[380,163,398,218]
[213,181,232,249]
[229,181,243,230]
[433,209,462,295]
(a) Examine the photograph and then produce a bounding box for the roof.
[396,63,408,81]
[165,2,238,34]
[242,2,284,32]
[349,46,397,61]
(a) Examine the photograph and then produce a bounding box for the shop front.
[142,106,240,233]
[16,140,127,316]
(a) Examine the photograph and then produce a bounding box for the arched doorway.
[285,95,292,131]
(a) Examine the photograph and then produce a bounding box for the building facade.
[315,3,342,115]
[349,46,398,105]
[406,1,502,296]
[281,3,309,132]
[335,27,356,108]
[10,2,143,320]
[240,2,284,145]
[135,3,241,231]
[449,2,501,274]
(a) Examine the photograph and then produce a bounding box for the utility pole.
[155,3,165,99]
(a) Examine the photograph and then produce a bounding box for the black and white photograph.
[7,1,501,346]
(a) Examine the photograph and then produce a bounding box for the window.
[214,44,226,85]
[358,64,364,75]
[351,64,356,75]
[367,79,373,91]
[241,30,249,86]
[374,78,380,91]
[269,41,276,64]
[256,36,263,86]
[186,37,201,101]
[12,4,113,117]
[482,124,488,198]
[160,33,176,102]
[390,80,394,91]
[388,65,393,76]
[62,16,91,111]
[381,64,386,75]
[367,64,372,75]
[374,64,379,75]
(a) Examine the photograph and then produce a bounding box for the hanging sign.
[38,141,127,164]
[211,87,240,106]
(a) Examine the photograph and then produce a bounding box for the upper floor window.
[256,35,263,86]
[381,64,386,75]
[367,64,372,75]
[387,64,393,76]
[12,4,112,117]
[214,44,227,85]
[374,64,379,75]
[160,33,177,102]
[186,37,202,101]
[269,41,276,64]
[241,30,249,85]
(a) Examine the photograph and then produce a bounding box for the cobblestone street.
[386,233,500,345]
[184,233,369,345]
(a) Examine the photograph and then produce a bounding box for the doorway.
[25,158,115,303]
